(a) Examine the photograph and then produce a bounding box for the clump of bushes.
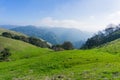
[0,48,11,61]
[51,41,74,51]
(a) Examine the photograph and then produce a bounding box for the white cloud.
[37,17,83,28]
[35,17,103,32]
[36,10,120,32]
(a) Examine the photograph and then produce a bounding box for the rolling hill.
[0,36,51,60]
[0,28,120,80]
[0,28,52,60]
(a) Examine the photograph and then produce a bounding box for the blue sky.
[0,0,120,32]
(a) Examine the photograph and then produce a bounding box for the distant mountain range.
[0,25,93,48]
[0,25,20,29]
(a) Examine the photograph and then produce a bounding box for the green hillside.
[0,36,51,61]
[0,28,51,60]
[0,29,120,80]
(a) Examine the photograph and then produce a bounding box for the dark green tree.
[62,41,74,50]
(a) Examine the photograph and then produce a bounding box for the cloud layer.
[35,17,104,32]
[35,10,120,32]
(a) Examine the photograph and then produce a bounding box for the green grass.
[1,29,120,80]
[0,49,120,80]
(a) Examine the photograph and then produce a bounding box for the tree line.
[2,32,50,48]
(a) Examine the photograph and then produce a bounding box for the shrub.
[0,48,11,61]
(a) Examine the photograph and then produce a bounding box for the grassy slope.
[0,29,120,80]
[0,36,51,60]
[0,49,120,80]
[100,38,120,54]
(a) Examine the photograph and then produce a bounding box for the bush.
[0,48,11,61]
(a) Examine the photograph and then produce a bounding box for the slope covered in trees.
[82,24,120,49]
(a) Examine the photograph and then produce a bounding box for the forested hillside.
[82,24,120,49]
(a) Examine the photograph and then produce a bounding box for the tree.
[62,41,74,50]
[104,24,115,35]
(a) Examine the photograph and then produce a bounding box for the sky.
[0,0,120,32]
